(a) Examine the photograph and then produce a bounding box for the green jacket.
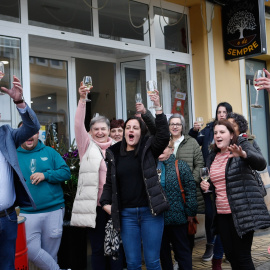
[175,135,205,213]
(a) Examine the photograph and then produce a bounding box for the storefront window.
[154,7,188,53]
[122,60,147,118]
[99,0,150,46]
[245,59,270,164]
[0,36,21,127]
[156,60,190,128]
[0,0,20,23]
[30,56,69,145]
[28,0,93,35]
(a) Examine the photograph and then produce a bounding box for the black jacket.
[100,113,170,231]
[206,137,270,237]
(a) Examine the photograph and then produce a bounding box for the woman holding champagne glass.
[200,119,270,270]
[70,79,123,270]
[100,90,170,270]
[188,102,232,267]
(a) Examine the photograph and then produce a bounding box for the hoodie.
[17,140,71,213]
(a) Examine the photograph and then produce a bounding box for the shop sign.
[222,0,267,61]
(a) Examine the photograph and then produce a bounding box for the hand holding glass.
[83,76,92,102]
[251,70,264,108]
[0,62,5,95]
[146,80,157,109]
[196,117,204,137]
[200,167,211,193]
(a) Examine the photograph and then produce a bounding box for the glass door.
[121,59,147,119]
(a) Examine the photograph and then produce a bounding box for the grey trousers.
[22,208,64,270]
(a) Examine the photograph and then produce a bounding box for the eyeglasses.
[169,123,182,127]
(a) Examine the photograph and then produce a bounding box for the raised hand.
[227,144,247,158]
[79,81,93,101]
[1,75,23,101]
[256,68,270,93]
[149,90,161,107]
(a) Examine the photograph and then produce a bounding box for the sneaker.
[202,243,214,261]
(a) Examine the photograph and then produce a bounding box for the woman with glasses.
[168,114,204,251]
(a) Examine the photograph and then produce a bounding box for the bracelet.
[155,106,162,111]
[13,96,25,104]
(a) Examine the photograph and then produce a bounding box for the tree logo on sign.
[227,11,256,39]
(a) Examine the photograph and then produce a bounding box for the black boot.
[202,243,214,261]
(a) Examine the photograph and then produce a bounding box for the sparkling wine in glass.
[200,167,211,193]
[146,80,157,109]
[251,70,264,108]
[30,159,36,175]
[196,117,204,137]
[83,76,92,102]
[0,62,5,95]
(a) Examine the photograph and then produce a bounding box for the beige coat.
[70,140,102,228]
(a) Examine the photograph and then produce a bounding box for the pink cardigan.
[75,100,112,206]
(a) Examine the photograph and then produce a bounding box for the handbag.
[175,160,199,235]
[251,169,267,197]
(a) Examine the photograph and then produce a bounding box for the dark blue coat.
[188,121,215,164]
[0,104,40,208]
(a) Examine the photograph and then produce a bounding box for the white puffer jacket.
[71,140,102,228]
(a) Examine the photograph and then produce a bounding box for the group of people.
[1,68,270,270]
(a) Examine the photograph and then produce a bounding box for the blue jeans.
[0,210,18,270]
[120,207,164,270]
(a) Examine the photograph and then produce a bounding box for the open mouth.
[129,134,134,139]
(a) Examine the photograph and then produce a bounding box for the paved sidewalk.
[192,229,270,269]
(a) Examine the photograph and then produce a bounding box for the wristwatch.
[155,106,162,111]
[13,96,25,104]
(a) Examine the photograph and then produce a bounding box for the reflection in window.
[28,0,93,35]
[156,60,190,128]
[99,0,150,46]
[123,60,147,118]
[154,7,188,53]
[0,36,21,127]
[0,0,20,23]
[30,57,69,146]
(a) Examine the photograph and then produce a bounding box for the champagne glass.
[146,80,157,109]
[30,159,36,174]
[200,167,211,193]
[196,117,204,137]
[135,93,142,103]
[251,70,264,108]
[0,62,5,95]
[83,76,92,102]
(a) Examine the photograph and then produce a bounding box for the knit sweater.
[161,155,197,225]
[17,140,71,213]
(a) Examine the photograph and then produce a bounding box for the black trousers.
[160,223,192,270]
[217,214,255,270]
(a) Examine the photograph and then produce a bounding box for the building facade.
[0,0,270,165]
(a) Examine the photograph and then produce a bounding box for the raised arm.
[75,82,93,160]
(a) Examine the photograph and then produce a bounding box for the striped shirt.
[210,151,231,214]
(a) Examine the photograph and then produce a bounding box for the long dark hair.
[212,120,238,153]
[120,116,147,156]
[215,102,233,121]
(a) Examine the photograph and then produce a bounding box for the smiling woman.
[70,83,124,270]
